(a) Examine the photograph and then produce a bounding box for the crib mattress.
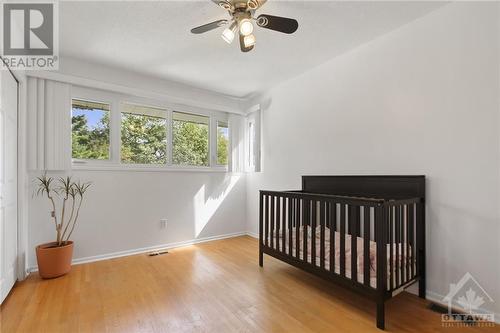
[269,226,414,288]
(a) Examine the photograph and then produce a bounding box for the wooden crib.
[259,175,426,330]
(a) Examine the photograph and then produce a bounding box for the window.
[246,110,261,172]
[121,104,167,164]
[217,121,229,165]
[248,121,255,169]
[71,99,110,160]
[70,87,231,170]
[172,112,209,166]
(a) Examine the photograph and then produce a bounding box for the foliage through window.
[71,92,230,169]
[172,112,209,167]
[71,99,110,160]
[121,104,167,164]
[217,121,229,165]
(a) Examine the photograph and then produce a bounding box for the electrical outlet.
[160,219,168,229]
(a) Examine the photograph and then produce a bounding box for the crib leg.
[376,300,385,330]
[419,278,426,299]
[418,249,426,298]
[259,248,263,267]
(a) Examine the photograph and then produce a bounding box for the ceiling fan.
[191,0,299,52]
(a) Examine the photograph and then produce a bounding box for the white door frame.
[16,72,28,280]
[1,59,27,282]
[0,59,21,303]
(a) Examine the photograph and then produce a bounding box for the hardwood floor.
[1,236,498,333]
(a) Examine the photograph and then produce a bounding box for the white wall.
[29,170,246,267]
[246,2,500,315]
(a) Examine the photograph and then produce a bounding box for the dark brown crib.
[259,176,426,330]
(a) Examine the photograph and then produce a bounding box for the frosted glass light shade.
[239,19,254,36]
[243,34,256,48]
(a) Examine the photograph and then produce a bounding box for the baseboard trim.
[28,231,248,273]
[246,231,258,239]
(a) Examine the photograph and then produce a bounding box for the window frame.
[71,86,229,172]
[246,110,261,172]
[120,101,169,166]
[171,110,211,168]
[215,120,229,167]
[71,88,116,166]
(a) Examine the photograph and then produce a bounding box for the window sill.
[71,163,229,173]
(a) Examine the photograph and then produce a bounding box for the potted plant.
[34,174,91,278]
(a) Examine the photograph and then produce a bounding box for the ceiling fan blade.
[256,14,298,34]
[239,35,254,53]
[191,19,228,34]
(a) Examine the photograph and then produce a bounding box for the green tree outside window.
[71,100,110,160]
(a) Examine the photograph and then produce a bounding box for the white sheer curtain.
[27,77,72,171]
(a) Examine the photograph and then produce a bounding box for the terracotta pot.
[35,241,74,279]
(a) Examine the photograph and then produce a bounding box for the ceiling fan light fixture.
[191,1,298,53]
[243,34,256,48]
[221,21,237,44]
[239,18,254,36]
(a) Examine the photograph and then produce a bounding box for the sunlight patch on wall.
[193,175,241,237]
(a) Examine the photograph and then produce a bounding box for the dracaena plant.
[34,174,92,246]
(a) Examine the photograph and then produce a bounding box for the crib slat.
[295,199,302,259]
[375,206,388,292]
[281,197,285,252]
[311,200,317,267]
[400,205,405,284]
[395,205,401,286]
[405,205,409,281]
[320,201,326,269]
[307,199,311,263]
[288,198,292,256]
[276,196,281,251]
[265,195,269,247]
[329,202,336,274]
[363,206,370,287]
[282,197,286,253]
[350,205,359,283]
[340,204,346,277]
[389,206,393,290]
[282,197,285,252]
[408,203,414,279]
[299,199,303,260]
[282,197,287,253]
[303,199,308,262]
[270,195,275,250]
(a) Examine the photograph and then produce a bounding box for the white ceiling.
[60,1,446,98]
